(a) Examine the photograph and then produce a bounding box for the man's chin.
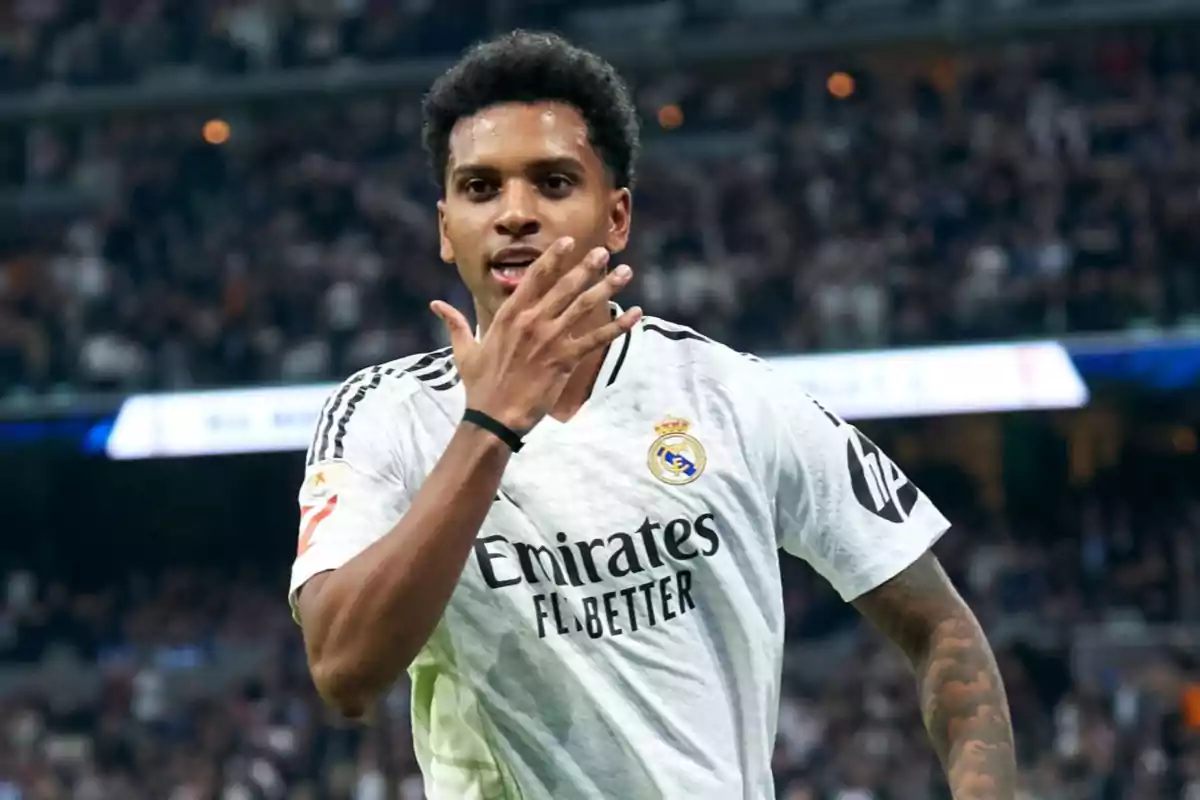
[478,288,516,325]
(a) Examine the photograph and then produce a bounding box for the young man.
[289,30,1015,800]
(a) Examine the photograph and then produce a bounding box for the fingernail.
[594,248,611,266]
[556,237,574,252]
[613,264,632,279]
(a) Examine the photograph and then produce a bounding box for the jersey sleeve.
[759,370,951,602]
[289,371,416,621]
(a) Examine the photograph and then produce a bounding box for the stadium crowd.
[0,18,1198,394]
[0,0,949,88]
[3,457,1200,799]
[3,4,1200,799]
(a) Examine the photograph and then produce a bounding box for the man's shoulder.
[318,347,460,422]
[308,347,459,464]
[331,346,461,399]
[378,346,461,393]
[637,315,769,382]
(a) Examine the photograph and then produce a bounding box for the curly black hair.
[422,30,640,192]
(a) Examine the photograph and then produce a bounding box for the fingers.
[430,300,474,357]
[508,236,578,306]
[569,305,644,358]
[555,262,633,332]
[536,246,610,319]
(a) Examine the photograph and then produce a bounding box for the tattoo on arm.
[852,552,1015,800]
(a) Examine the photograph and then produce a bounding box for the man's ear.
[438,199,455,263]
[604,188,632,254]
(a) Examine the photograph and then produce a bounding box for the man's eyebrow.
[524,157,586,174]
[448,163,497,183]
[449,157,586,182]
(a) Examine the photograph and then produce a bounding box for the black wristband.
[463,408,524,453]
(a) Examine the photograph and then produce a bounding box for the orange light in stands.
[657,104,683,130]
[203,119,231,145]
[1183,684,1200,729]
[827,72,855,99]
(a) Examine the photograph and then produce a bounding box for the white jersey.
[289,304,950,800]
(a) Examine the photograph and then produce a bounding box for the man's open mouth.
[489,248,541,287]
[491,262,533,279]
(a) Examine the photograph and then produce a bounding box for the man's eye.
[462,179,494,197]
[541,175,573,194]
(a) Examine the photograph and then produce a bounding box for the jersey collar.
[592,302,637,394]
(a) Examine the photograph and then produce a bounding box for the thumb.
[430,300,474,358]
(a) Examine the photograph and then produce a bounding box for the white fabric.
[290,305,949,800]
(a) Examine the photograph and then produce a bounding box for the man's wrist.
[452,419,518,466]
[462,408,525,452]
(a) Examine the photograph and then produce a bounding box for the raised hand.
[431,237,641,433]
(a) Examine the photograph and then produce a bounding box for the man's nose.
[493,181,540,238]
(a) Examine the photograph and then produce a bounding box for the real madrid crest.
[647,417,706,485]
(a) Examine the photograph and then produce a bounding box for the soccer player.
[289,31,1015,800]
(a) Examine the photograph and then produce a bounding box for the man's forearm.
[915,610,1016,799]
[852,552,1015,799]
[298,423,512,717]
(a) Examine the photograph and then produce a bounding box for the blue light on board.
[0,415,115,451]
[1069,338,1200,391]
[83,420,114,454]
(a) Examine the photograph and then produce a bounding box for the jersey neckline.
[500,302,640,442]
[593,302,638,393]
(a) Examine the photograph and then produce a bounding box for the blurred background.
[3,0,1200,798]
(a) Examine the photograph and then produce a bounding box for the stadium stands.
[1,17,1198,394]
[4,453,1200,797]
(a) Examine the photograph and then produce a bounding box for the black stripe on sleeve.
[642,323,711,344]
[311,368,375,464]
[309,394,342,465]
[405,349,459,392]
[331,367,386,460]
[429,374,462,391]
[405,347,453,374]
[312,347,457,464]
[414,359,455,384]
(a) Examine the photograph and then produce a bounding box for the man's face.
[437,101,631,328]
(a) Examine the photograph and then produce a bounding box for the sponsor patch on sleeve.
[299,461,349,503]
